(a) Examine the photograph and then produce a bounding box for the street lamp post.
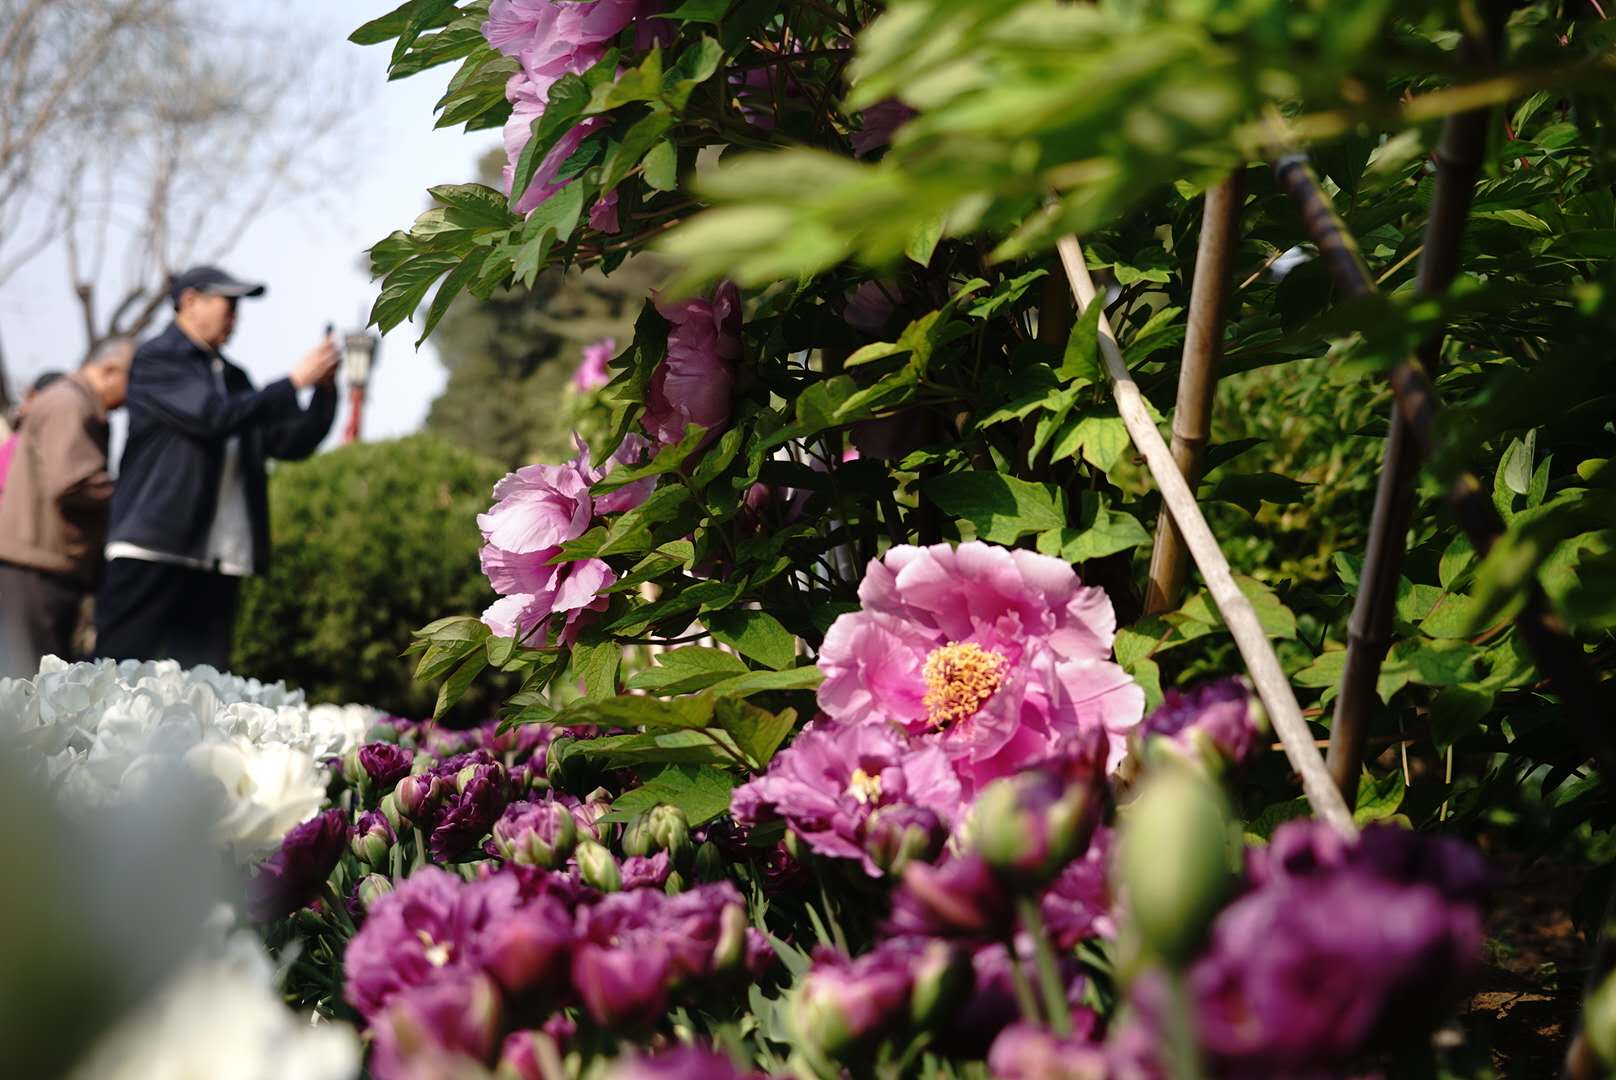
[341,329,379,445]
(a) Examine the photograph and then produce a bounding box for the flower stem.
[1016,895,1072,1037]
[1005,945,1043,1026]
[412,827,428,872]
[1159,970,1204,1080]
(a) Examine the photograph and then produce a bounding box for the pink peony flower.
[484,1,644,214]
[589,187,621,233]
[477,435,653,643]
[817,542,1144,791]
[851,98,918,158]
[731,719,962,876]
[574,338,616,393]
[643,281,741,445]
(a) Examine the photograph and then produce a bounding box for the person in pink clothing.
[0,371,66,501]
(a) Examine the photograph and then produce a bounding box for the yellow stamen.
[922,641,1008,728]
[847,767,882,805]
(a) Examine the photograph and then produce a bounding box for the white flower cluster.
[1,657,380,860]
[68,931,360,1080]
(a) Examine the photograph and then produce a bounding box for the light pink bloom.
[477,436,652,642]
[643,281,741,445]
[574,338,615,393]
[817,542,1143,791]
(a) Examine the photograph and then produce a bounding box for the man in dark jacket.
[96,266,339,668]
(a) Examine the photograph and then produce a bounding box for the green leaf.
[643,139,678,191]
[554,693,717,730]
[704,666,825,698]
[426,183,515,228]
[705,609,798,670]
[1057,296,1103,384]
[572,639,622,699]
[417,250,485,345]
[576,730,734,767]
[1179,577,1297,639]
[601,766,736,826]
[597,483,697,557]
[1353,769,1405,825]
[513,182,587,286]
[434,650,489,721]
[1036,504,1150,562]
[922,472,1066,543]
[662,0,731,23]
[1429,686,1493,752]
[625,646,750,693]
[593,425,707,492]
[1050,412,1129,472]
[715,699,798,768]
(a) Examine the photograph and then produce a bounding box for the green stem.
[412,827,429,872]
[322,882,357,937]
[1005,945,1043,1026]
[1160,970,1204,1080]
[1016,895,1072,1037]
[815,872,849,954]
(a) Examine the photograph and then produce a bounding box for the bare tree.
[0,1,360,370]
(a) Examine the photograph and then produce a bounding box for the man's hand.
[290,338,340,389]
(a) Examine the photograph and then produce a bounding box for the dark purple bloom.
[430,773,510,862]
[864,803,947,875]
[1173,823,1489,1072]
[730,720,963,876]
[368,970,502,1080]
[620,851,672,890]
[477,891,572,995]
[493,799,578,869]
[888,854,1013,940]
[605,1045,756,1080]
[246,809,347,922]
[987,1020,1107,1080]
[851,98,917,158]
[933,943,1088,1060]
[1041,825,1117,947]
[395,772,447,828]
[1137,676,1264,771]
[572,941,670,1029]
[970,759,1101,885]
[359,742,415,791]
[352,809,396,867]
[793,945,915,1060]
[343,867,526,1020]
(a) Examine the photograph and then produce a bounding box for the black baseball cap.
[169,265,267,307]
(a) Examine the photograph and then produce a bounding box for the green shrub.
[233,434,505,718]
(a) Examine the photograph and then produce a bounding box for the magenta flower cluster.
[345,867,772,1078]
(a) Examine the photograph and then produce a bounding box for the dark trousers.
[0,561,86,677]
[95,558,241,670]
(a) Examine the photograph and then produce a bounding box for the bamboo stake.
[1056,234,1357,837]
[1325,103,1494,803]
[1272,154,1616,782]
[1144,172,1244,615]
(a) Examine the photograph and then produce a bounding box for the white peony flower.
[184,738,328,860]
[68,933,360,1080]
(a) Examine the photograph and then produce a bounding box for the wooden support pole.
[1272,154,1616,783]
[1144,171,1244,616]
[1056,234,1357,837]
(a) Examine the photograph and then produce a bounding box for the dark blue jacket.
[105,322,336,573]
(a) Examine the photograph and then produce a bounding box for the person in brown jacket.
[0,339,133,676]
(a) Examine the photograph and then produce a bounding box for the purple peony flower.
[1136,676,1265,771]
[395,771,447,828]
[493,798,578,869]
[620,850,672,890]
[793,945,915,1060]
[864,802,948,876]
[969,756,1102,885]
[643,281,741,446]
[246,809,347,922]
[888,854,1013,941]
[731,719,963,876]
[1173,822,1490,1073]
[987,1021,1107,1080]
[478,890,573,994]
[605,1045,756,1080]
[369,969,502,1080]
[817,542,1144,793]
[352,809,397,867]
[1041,825,1117,946]
[359,742,415,791]
[851,98,918,158]
[574,337,615,392]
[344,867,528,1020]
[430,772,510,862]
[932,943,1090,1060]
[572,939,670,1029]
[844,280,898,335]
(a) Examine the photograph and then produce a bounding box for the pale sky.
[0,1,502,455]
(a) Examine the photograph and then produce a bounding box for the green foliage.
[234,436,505,718]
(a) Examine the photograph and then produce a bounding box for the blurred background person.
[95,266,339,669]
[0,342,132,677]
[0,370,66,500]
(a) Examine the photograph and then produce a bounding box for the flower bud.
[351,810,396,868]
[1118,765,1233,967]
[694,842,726,882]
[971,767,1098,888]
[712,902,749,974]
[865,804,945,876]
[576,839,621,893]
[664,871,687,895]
[492,800,577,870]
[379,792,403,834]
[648,804,692,863]
[396,773,445,828]
[353,873,394,914]
[621,812,655,858]
[909,941,972,1030]
[545,735,582,790]
[340,747,364,786]
[792,949,912,1063]
[359,742,415,792]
